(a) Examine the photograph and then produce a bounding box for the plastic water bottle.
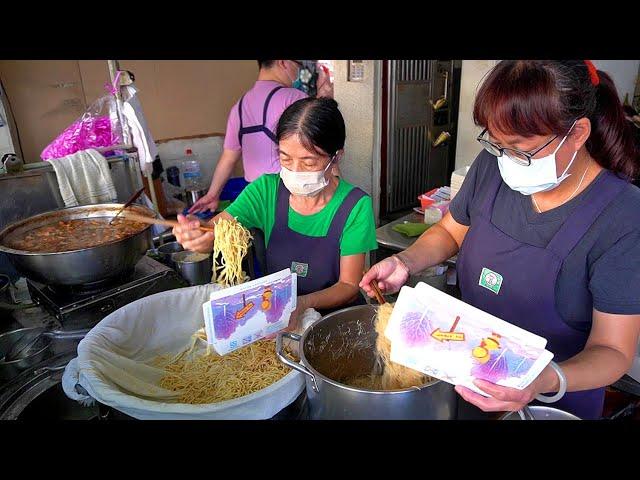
[182,149,203,190]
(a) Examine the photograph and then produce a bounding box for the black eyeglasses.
[290,60,305,68]
[476,128,559,166]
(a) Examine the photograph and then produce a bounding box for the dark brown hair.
[276,97,345,158]
[473,60,639,180]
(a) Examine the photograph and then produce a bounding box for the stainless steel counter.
[376,212,457,265]
[376,212,425,251]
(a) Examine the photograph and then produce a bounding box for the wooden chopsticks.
[120,212,215,233]
[364,269,386,305]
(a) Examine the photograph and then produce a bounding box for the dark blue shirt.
[449,150,640,331]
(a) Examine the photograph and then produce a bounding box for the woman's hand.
[359,255,410,297]
[265,296,307,340]
[188,194,219,214]
[454,365,555,412]
[455,381,538,413]
[285,296,308,333]
[172,214,214,253]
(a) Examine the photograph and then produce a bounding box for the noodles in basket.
[156,216,293,405]
[156,333,293,404]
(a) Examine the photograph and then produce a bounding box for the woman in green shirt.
[173,97,378,329]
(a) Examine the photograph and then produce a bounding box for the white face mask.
[497,122,578,196]
[280,157,334,197]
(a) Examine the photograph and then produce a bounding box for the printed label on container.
[386,283,553,396]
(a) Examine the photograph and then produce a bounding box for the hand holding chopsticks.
[363,269,386,305]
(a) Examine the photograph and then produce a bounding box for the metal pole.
[107,60,160,216]
[107,60,129,146]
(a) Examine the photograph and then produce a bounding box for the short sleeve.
[590,230,640,315]
[448,155,483,226]
[223,102,242,151]
[339,195,378,256]
[224,174,271,230]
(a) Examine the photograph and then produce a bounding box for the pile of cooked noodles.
[342,303,431,390]
[156,219,288,405]
[156,331,294,404]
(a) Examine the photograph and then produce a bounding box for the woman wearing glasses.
[362,60,640,419]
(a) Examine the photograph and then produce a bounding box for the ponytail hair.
[587,70,639,180]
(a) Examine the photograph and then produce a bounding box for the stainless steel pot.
[0,203,156,286]
[276,304,457,419]
[173,251,213,286]
[0,328,51,380]
[186,189,207,208]
[500,406,580,420]
[156,241,184,269]
[0,327,89,380]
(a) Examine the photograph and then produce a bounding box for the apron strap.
[262,86,284,125]
[274,180,290,232]
[547,171,627,260]
[481,163,504,216]
[327,187,368,238]
[237,86,284,148]
[237,94,246,147]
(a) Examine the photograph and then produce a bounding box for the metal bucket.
[277,304,457,419]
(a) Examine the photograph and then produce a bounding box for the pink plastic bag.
[41,79,124,161]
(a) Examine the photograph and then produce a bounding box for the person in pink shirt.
[190,60,333,214]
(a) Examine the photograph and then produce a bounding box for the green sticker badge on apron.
[479,267,503,294]
[291,261,309,278]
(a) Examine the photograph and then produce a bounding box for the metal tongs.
[109,187,146,225]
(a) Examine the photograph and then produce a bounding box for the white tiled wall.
[156,136,225,188]
[454,60,499,170]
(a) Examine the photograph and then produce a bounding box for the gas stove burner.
[25,256,187,330]
[48,270,136,297]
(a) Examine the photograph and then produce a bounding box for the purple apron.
[457,170,626,419]
[266,181,367,315]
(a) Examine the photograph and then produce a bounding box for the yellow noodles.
[342,303,431,390]
[375,302,430,389]
[158,339,292,404]
[212,217,252,287]
[156,218,263,405]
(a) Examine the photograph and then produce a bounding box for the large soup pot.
[276,304,457,420]
[0,204,156,286]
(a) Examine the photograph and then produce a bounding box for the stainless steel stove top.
[26,256,187,330]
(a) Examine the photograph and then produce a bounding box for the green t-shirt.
[225,174,378,256]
